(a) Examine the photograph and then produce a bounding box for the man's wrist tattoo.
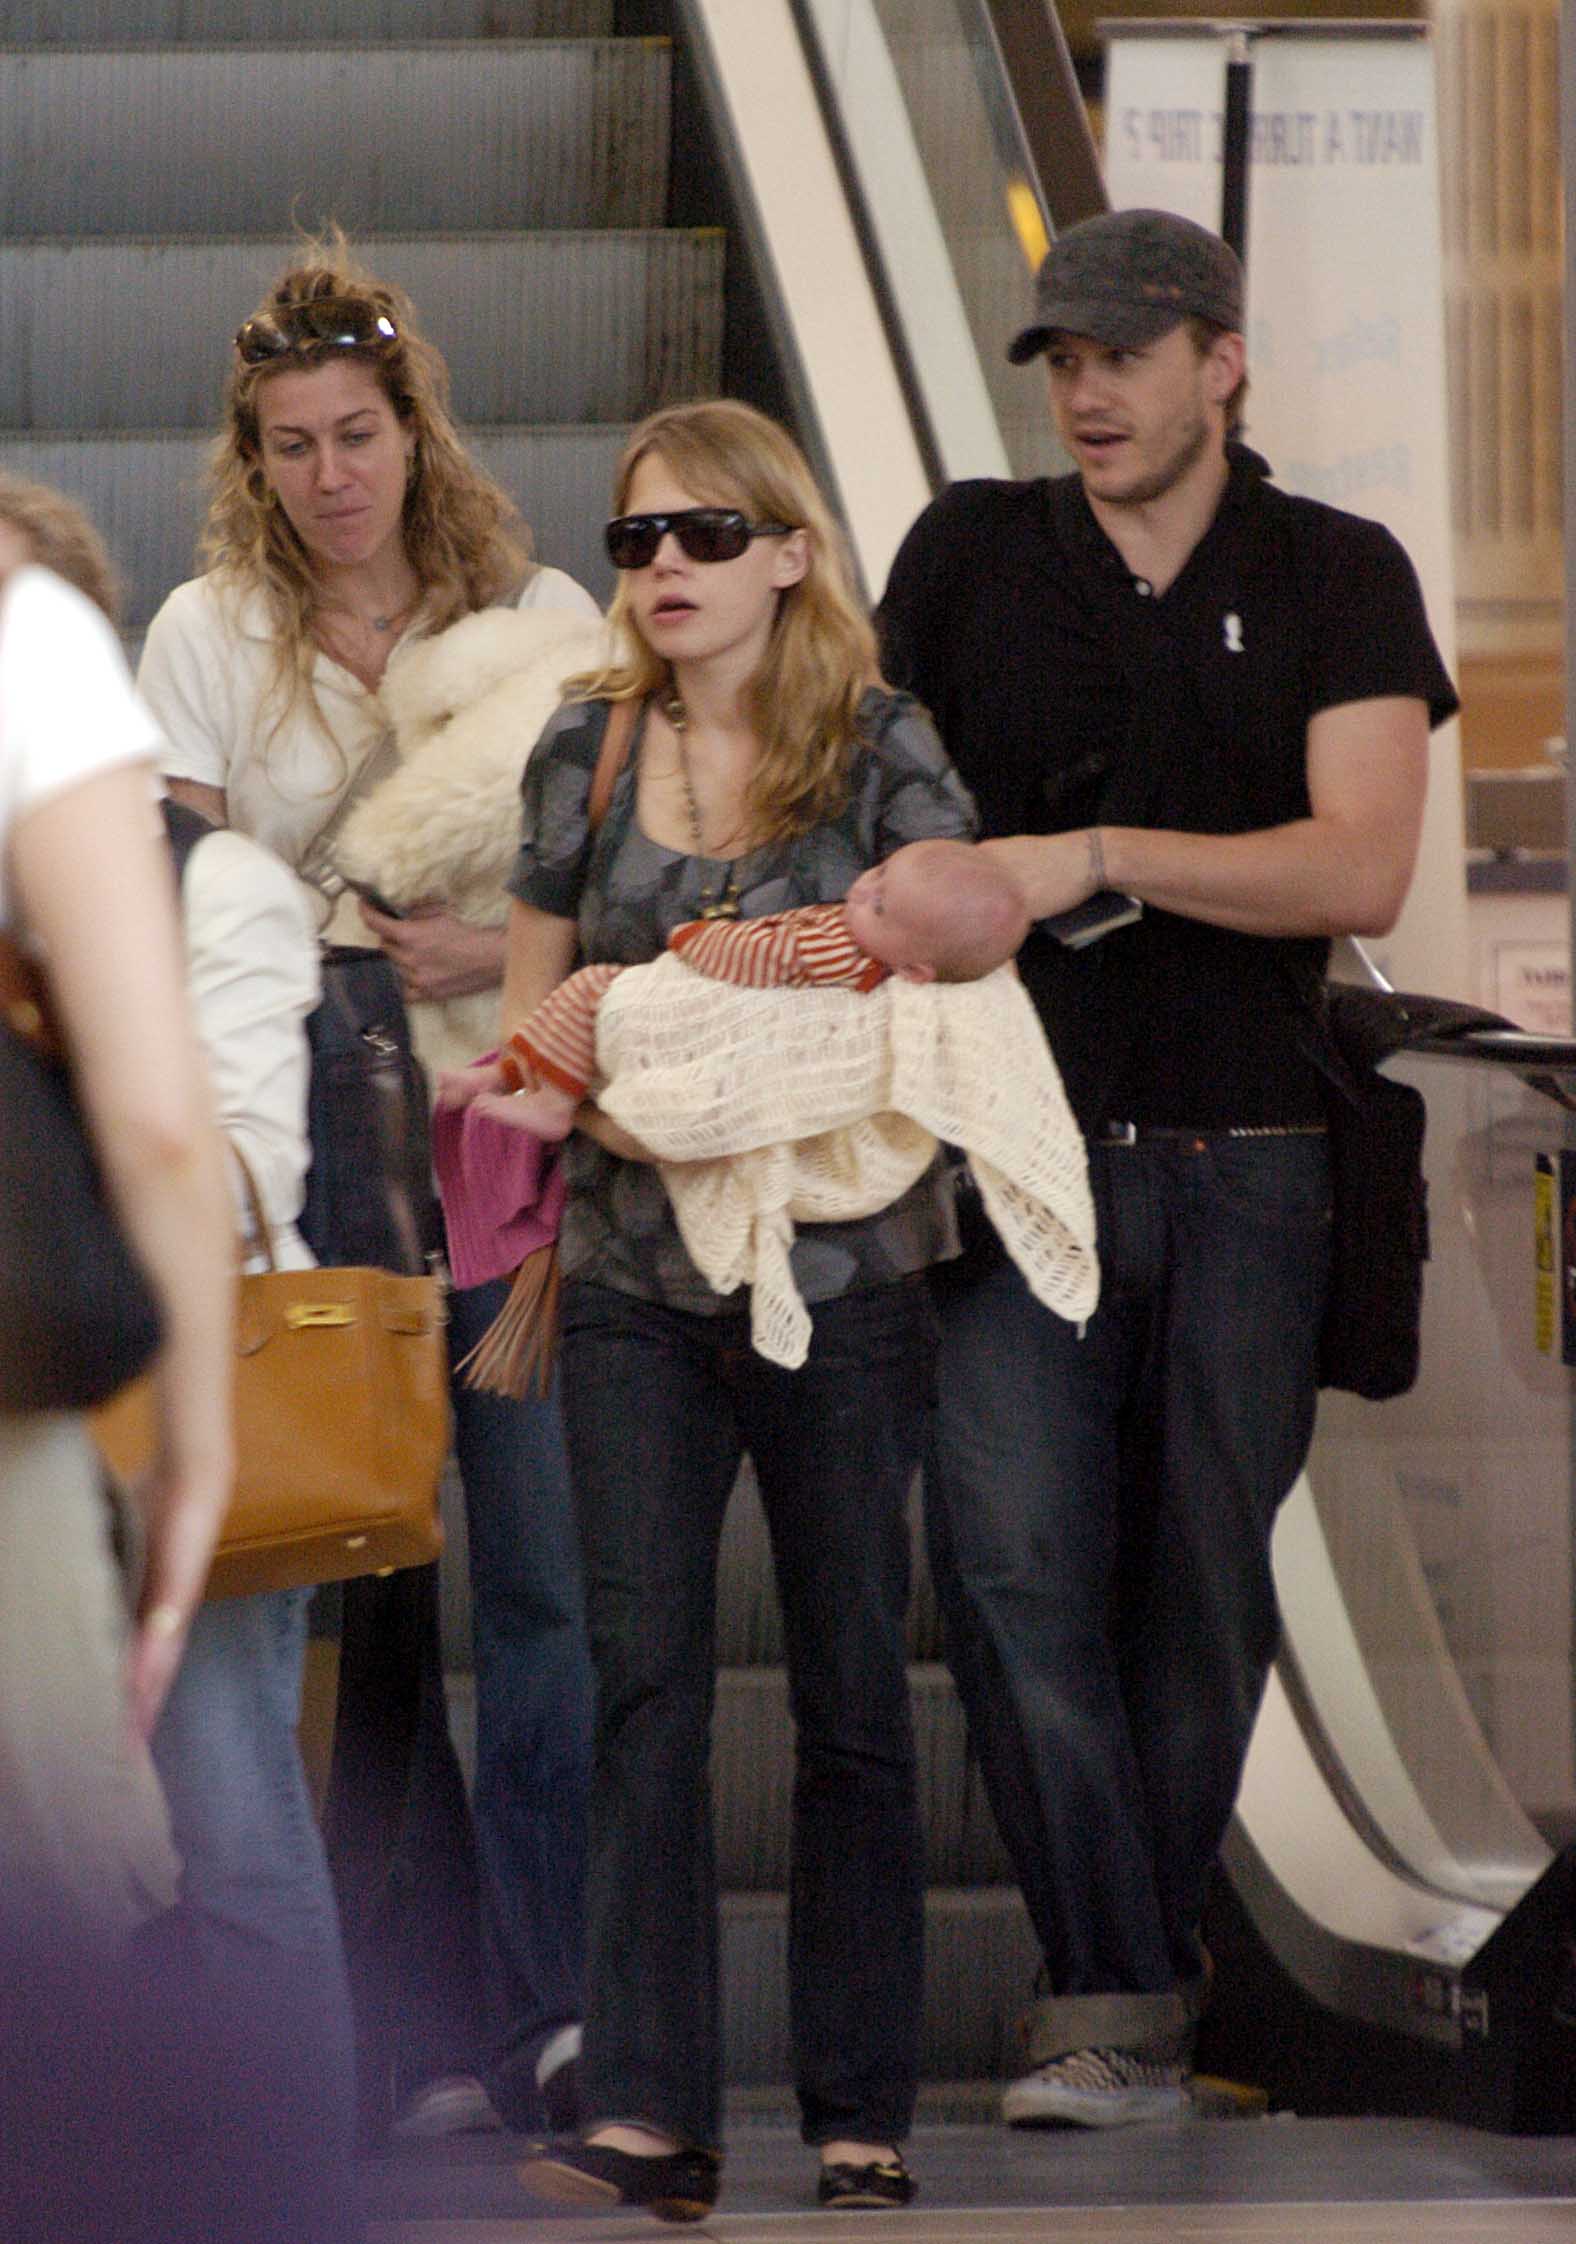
[1087,827,1106,891]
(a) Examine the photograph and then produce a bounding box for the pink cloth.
[431,1055,567,1290]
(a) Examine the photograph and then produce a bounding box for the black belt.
[1097,1121,1329,1148]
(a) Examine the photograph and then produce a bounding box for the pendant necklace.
[316,595,417,680]
[664,692,743,920]
[366,595,417,636]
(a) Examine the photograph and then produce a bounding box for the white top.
[0,565,161,928]
[138,563,599,871]
[180,828,320,1273]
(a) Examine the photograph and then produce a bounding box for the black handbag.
[299,945,441,1277]
[284,733,443,1279]
[1310,987,1429,1400]
[1305,983,1510,1402]
[0,933,163,1411]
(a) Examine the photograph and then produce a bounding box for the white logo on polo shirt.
[1223,612,1244,653]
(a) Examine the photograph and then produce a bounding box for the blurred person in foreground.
[0,474,233,2235]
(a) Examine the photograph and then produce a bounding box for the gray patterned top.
[509,687,977,1314]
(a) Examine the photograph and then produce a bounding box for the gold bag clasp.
[285,1302,356,1331]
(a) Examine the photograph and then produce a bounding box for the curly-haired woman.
[138,233,596,2140]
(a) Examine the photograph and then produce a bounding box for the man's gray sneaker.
[1001,2044,1188,2129]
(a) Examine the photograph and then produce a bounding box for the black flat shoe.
[518,2139,720,2225]
[818,2156,916,2209]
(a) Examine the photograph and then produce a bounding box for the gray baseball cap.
[1007,208,1244,363]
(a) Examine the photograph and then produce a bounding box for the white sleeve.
[517,566,602,622]
[1,567,159,825]
[138,579,238,792]
[181,829,320,1268]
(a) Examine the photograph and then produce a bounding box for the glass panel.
[803,0,1070,479]
[872,0,1067,476]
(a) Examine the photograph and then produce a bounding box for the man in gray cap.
[880,207,1457,2126]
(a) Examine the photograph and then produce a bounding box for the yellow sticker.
[1534,1154,1555,1356]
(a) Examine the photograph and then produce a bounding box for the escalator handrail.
[1407,1024,1576,1079]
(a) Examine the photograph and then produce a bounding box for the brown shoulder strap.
[586,696,641,835]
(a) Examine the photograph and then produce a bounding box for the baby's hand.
[436,1059,507,1110]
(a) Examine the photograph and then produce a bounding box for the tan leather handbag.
[95,1155,449,1601]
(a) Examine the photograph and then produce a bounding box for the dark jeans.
[448,1275,593,2122]
[326,1558,489,2128]
[325,1278,592,2132]
[559,1275,935,2152]
[927,1134,1331,2011]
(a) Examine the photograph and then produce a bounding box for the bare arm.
[437,899,579,1111]
[982,695,1430,941]
[165,776,228,828]
[455,898,655,1162]
[500,896,580,1025]
[10,763,235,1736]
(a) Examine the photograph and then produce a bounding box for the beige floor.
[365,2114,1576,2243]
[374,2209,1576,2243]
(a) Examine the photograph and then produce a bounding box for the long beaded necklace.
[664,692,743,921]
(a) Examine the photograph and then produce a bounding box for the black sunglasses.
[235,298,399,366]
[604,507,795,571]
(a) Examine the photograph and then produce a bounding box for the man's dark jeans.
[927,1133,1331,2012]
[560,1274,935,2151]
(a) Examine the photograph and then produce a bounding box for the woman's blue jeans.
[324,1280,592,2129]
[152,1585,362,2237]
[926,1133,1331,2011]
[559,1275,935,2153]
[447,1276,594,2120]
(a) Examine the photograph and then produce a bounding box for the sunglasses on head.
[235,298,399,366]
[603,507,795,571]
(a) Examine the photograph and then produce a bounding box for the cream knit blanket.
[595,956,1099,1368]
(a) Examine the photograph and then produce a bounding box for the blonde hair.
[569,399,879,846]
[203,226,532,733]
[0,472,121,624]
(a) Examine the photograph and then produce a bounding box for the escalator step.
[443,1662,1014,1890]
[0,41,670,236]
[6,0,613,39]
[721,1887,1037,2084]
[0,232,723,434]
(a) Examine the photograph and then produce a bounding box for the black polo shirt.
[878,444,1458,1131]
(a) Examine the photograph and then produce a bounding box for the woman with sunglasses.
[137,233,597,2144]
[459,399,977,2221]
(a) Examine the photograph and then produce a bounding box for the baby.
[481,837,1029,1142]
